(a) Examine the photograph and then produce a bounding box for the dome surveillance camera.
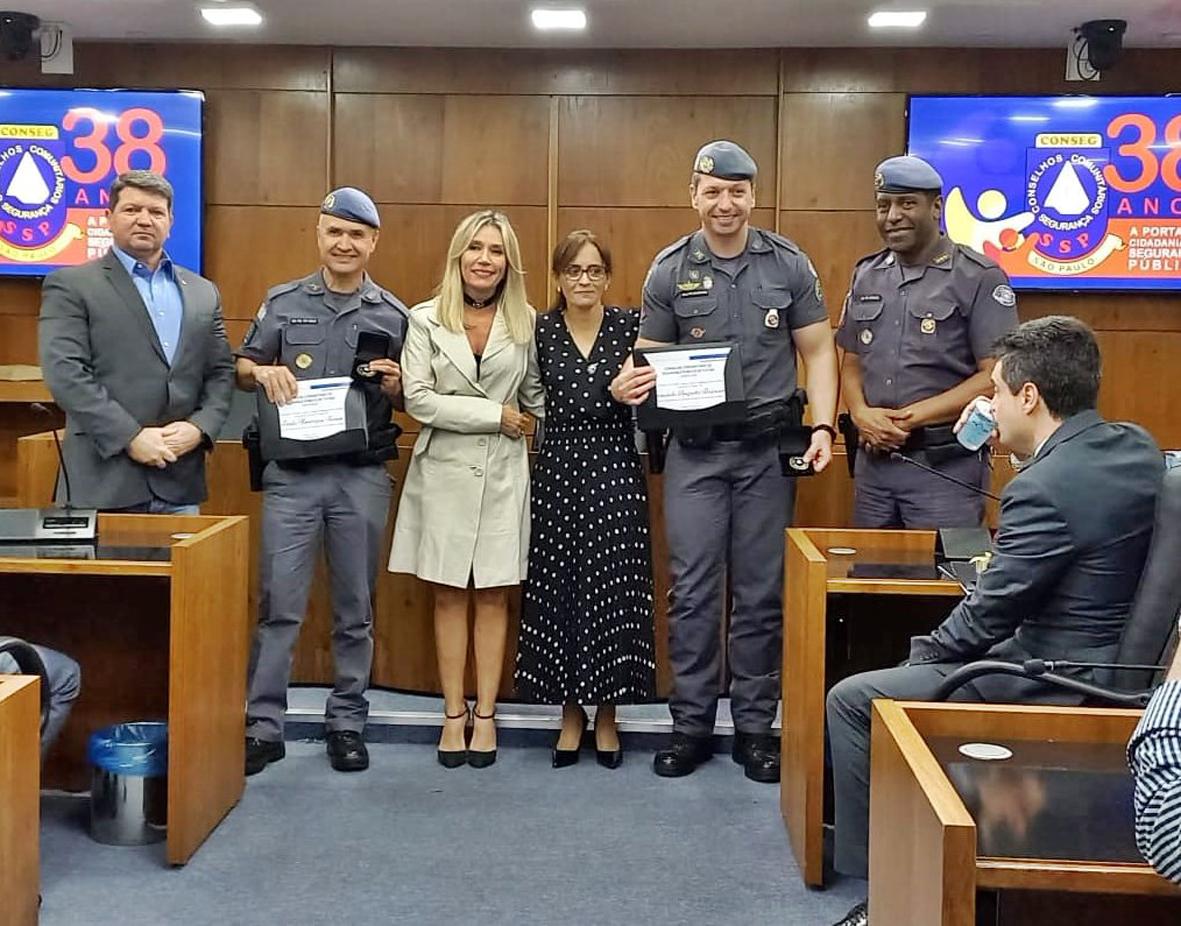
[1077,19,1128,72]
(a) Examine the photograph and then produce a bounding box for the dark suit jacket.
[911,410,1162,677]
[38,250,235,508]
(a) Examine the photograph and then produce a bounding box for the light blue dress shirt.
[111,244,184,365]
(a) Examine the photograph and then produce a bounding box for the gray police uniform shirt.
[836,236,1017,411]
[237,270,408,379]
[237,270,409,437]
[640,228,829,411]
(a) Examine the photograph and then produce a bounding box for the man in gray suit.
[38,170,234,512]
[827,316,1162,926]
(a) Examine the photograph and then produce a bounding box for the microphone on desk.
[31,402,74,510]
[889,451,1001,502]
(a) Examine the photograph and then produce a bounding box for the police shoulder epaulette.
[855,248,889,270]
[380,290,410,314]
[759,229,800,255]
[652,234,693,265]
[956,243,1000,271]
[263,278,303,303]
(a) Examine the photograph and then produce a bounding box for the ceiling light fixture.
[867,10,927,29]
[200,5,263,27]
[531,8,587,31]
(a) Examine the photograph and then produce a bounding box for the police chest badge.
[295,352,313,370]
[920,317,937,335]
[690,326,705,339]
[860,328,874,346]
[702,275,713,290]
[992,284,1017,307]
[764,309,780,329]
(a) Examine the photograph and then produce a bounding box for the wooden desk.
[781,528,964,887]
[0,376,58,505]
[870,701,1181,925]
[0,514,249,865]
[0,675,39,926]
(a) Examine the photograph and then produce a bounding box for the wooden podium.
[0,675,40,926]
[870,701,1181,924]
[0,514,249,865]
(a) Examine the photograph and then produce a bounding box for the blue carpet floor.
[39,741,864,926]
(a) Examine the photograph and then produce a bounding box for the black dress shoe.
[468,707,497,769]
[326,730,369,772]
[653,733,713,778]
[552,705,588,769]
[438,704,469,768]
[832,900,868,926]
[732,730,779,783]
[245,737,285,776]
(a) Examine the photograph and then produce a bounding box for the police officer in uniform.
[838,156,1019,528]
[614,140,839,781]
[237,188,409,775]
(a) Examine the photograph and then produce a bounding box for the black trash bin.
[88,722,168,846]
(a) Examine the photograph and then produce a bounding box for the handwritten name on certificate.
[276,376,353,441]
[645,346,731,411]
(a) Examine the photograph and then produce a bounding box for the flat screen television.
[0,88,203,277]
[908,95,1181,292]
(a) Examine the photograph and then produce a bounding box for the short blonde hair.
[436,210,533,344]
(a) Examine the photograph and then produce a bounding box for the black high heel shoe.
[468,706,498,769]
[552,705,588,769]
[594,709,623,770]
[437,703,469,769]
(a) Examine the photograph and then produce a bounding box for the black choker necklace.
[464,294,496,309]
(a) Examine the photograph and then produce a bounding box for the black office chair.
[0,635,51,734]
[934,466,1181,708]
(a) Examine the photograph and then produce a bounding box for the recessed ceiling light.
[200,5,263,27]
[531,8,587,31]
[868,10,927,28]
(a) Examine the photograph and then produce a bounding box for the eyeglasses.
[561,264,608,283]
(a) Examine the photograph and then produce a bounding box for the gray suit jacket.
[911,410,1162,679]
[38,251,235,508]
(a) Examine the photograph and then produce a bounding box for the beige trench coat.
[388,300,545,588]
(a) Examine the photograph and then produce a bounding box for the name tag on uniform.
[290,317,319,325]
[856,295,882,303]
[678,288,710,298]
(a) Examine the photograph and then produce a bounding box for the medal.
[920,317,937,335]
[764,308,780,329]
[860,328,874,345]
[702,276,713,290]
[295,352,313,370]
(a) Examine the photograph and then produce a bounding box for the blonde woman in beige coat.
[389,210,544,769]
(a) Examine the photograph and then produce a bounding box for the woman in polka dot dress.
[515,230,656,769]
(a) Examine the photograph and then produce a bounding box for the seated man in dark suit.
[827,315,1163,926]
[1128,633,1181,882]
[0,643,80,757]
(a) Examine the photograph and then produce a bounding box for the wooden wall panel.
[780,93,907,210]
[335,48,778,96]
[334,95,549,205]
[0,281,39,317]
[205,206,321,320]
[12,43,330,92]
[779,210,883,323]
[558,96,779,207]
[0,317,36,365]
[365,205,550,310]
[1094,331,1179,447]
[779,48,1181,95]
[205,90,329,206]
[557,207,777,308]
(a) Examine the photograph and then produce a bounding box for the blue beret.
[320,187,380,229]
[874,156,943,194]
[693,140,757,182]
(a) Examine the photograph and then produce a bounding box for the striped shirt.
[1128,679,1181,882]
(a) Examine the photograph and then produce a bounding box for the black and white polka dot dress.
[515,306,656,704]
